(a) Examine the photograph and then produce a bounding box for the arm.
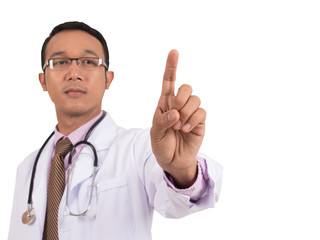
[150,50,206,188]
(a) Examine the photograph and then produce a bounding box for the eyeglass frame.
[42,57,108,71]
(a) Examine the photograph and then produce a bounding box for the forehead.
[45,30,104,59]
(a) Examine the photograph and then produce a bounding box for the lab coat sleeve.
[8,166,22,238]
[133,129,223,219]
[8,152,36,239]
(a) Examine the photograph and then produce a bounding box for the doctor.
[9,21,222,239]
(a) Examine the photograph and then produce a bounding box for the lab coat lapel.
[32,137,55,233]
[68,113,118,191]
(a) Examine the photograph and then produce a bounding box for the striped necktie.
[43,138,73,240]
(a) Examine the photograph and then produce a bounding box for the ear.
[39,73,47,91]
[105,71,114,90]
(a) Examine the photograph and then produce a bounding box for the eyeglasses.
[42,57,108,71]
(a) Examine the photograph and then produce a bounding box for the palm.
[151,50,206,172]
[161,125,204,167]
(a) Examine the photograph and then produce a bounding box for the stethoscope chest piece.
[22,208,35,225]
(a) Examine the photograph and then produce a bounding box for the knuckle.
[190,95,201,106]
[174,97,185,109]
[199,108,207,118]
[181,84,192,92]
[188,108,206,126]
[179,109,188,121]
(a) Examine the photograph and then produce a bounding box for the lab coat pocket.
[94,178,135,239]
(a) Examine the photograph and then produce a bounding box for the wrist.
[165,160,198,189]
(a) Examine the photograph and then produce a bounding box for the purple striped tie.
[43,138,73,240]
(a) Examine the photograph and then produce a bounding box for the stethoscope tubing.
[23,111,106,224]
[27,131,54,205]
[27,111,106,206]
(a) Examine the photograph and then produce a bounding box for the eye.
[81,58,99,67]
[84,60,94,64]
[53,59,69,66]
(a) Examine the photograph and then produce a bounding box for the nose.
[66,60,82,81]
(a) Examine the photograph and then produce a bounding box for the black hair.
[41,21,109,70]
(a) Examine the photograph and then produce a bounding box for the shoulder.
[17,150,38,170]
[115,127,150,142]
[92,112,151,149]
[109,127,152,157]
[16,134,55,174]
[101,112,151,146]
[14,149,40,186]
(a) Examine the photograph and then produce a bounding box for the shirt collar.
[53,111,104,146]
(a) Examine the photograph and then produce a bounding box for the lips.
[64,87,86,97]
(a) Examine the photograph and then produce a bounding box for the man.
[9,21,222,239]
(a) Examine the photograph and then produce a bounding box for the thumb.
[151,108,180,138]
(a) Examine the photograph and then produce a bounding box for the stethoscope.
[22,111,106,225]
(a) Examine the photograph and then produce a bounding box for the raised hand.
[150,50,206,188]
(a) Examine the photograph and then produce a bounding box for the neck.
[56,108,101,136]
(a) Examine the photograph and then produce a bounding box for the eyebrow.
[83,49,99,57]
[49,49,99,59]
[50,51,66,59]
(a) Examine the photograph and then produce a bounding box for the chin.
[58,106,101,117]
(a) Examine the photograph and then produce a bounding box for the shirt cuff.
[163,156,208,202]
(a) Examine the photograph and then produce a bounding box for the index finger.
[161,49,179,96]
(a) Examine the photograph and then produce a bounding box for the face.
[39,30,114,117]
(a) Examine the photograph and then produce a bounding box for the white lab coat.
[8,113,222,240]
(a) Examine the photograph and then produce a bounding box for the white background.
[1,0,320,239]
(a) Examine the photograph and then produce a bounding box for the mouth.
[64,87,86,97]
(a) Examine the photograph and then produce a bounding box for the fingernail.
[174,121,181,129]
[168,111,175,121]
[183,123,191,131]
